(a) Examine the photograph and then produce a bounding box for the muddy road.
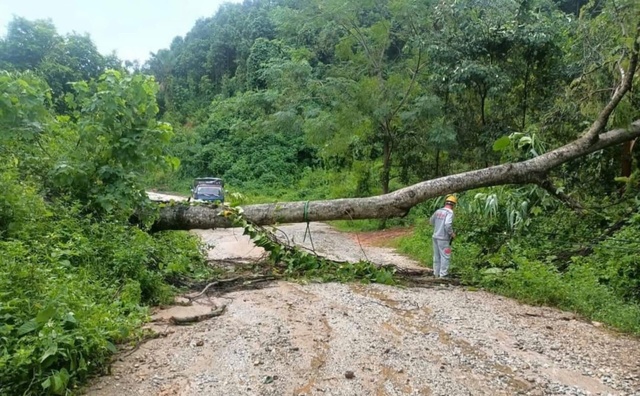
[85,193,640,396]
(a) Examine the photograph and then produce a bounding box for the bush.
[395,187,640,336]
[0,204,207,395]
[0,240,146,395]
[0,70,209,396]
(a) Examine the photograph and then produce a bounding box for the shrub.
[395,186,640,336]
[0,205,207,395]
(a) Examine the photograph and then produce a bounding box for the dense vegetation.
[1,0,640,394]
[0,55,208,395]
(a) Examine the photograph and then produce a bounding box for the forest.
[1,0,639,394]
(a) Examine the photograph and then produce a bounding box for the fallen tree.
[153,119,640,231]
[153,38,639,231]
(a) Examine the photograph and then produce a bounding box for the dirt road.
[85,193,640,396]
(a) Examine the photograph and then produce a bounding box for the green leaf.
[517,136,533,148]
[57,369,70,392]
[492,136,511,152]
[167,156,181,170]
[17,319,39,336]
[105,341,117,353]
[65,311,77,322]
[79,356,88,371]
[41,377,52,390]
[40,344,59,363]
[52,373,64,394]
[482,267,504,275]
[36,305,56,325]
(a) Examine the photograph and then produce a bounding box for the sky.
[0,0,242,63]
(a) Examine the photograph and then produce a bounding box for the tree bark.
[480,88,487,126]
[621,140,633,178]
[151,120,640,231]
[382,138,392,194]
[522,62,530,131]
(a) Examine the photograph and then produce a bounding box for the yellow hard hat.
[445,195,458,204]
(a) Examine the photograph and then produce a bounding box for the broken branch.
[169,305,227,325]
[535,177,584,211]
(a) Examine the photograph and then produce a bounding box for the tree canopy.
[139,0,639,201]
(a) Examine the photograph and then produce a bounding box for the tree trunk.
[621,140,634,178]
[522,62,531,130]
[619,139,636,195]
[480,90,487,126]
[381,138,392,194]
[151,120,640,231]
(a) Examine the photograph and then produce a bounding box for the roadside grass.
[392,219,434,267]
[394,219,640,336]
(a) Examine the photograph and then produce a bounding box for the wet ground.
[85,193,640,396]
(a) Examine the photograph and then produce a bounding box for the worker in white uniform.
[429,195,457,278]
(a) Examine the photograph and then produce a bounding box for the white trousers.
[432,238,452,277]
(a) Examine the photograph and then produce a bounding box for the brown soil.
[348,227,415,248]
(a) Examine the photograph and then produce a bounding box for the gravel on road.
[83,194,640,396]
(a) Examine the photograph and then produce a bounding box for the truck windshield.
[197,186,221,195]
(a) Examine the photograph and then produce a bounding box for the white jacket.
[430,207,454,240]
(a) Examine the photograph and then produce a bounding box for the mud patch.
[375,365,413,395]
[294,317,333,395]
[348,227,414,248]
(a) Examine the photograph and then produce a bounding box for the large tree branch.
[534,177,584,211]
[583,22,639,143]
[152,120,640,231]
